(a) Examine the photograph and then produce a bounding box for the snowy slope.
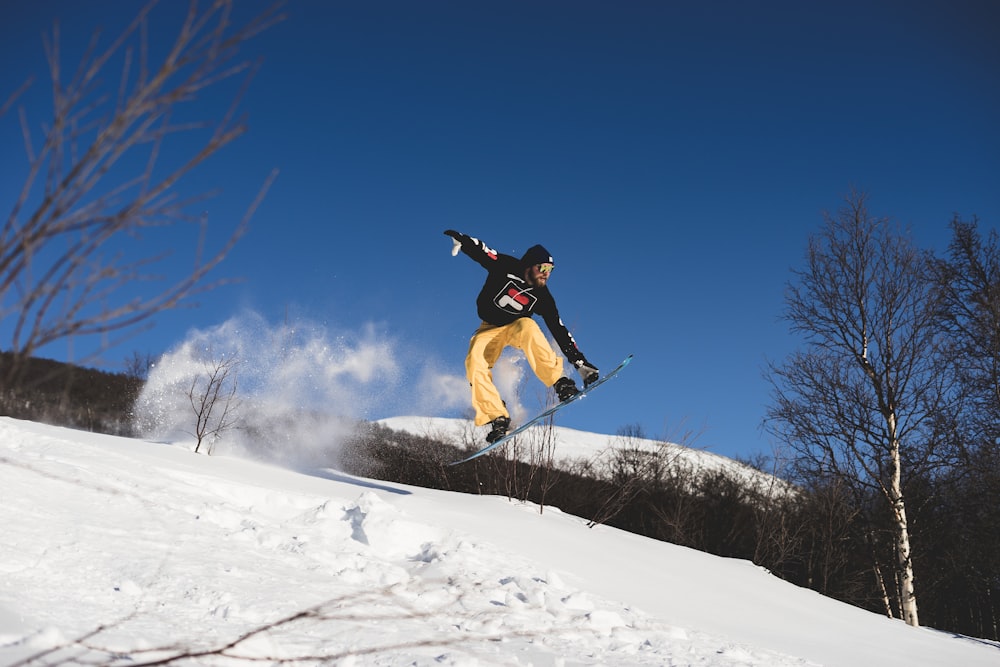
[1,417,997,666]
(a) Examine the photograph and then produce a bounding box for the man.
[444,230,600,444]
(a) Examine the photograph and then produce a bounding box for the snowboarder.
[444,230,600,444]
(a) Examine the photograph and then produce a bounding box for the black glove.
[444,230,462,240]
[575,360,599,387]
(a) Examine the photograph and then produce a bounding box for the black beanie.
[521,244,553,267]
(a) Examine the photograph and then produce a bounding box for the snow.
[1,416,997,666]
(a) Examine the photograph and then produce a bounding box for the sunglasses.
[536,263,554,275]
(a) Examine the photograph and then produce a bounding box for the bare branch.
[0,0,286,384]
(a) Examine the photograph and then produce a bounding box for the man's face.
[526,262,554,287]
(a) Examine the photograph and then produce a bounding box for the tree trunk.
[889,426,919,626]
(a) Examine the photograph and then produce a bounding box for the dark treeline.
[0,352,142,436]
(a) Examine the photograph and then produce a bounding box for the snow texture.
[1,417,997,666]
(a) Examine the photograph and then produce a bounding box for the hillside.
[2,417,996,666]
[377,415,784,490]
[0,352,141,435]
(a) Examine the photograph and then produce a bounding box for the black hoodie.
[450,231,589,367]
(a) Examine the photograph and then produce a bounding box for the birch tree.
[766,191,952,627]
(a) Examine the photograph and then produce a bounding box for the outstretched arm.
[443,230,502,269]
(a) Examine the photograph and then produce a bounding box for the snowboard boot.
[485,415,511,444]
[554,377,580,402]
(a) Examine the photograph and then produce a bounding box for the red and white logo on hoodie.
[494,281,536,314]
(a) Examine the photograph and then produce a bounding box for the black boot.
[554,377,580,402]
[486,415,511,443]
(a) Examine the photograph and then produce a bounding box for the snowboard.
[449,354,633,465]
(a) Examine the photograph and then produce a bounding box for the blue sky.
[3,1,998,461]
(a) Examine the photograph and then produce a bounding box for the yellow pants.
[465,318,564,426]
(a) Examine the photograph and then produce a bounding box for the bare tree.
[587,424,665,529]
[522,418,560,512]
[931,217,1000,451]
[765,190,953,627]
[188,354,241,454]
[926,218,1000,637]
[124,350,155,382]
[0,1,283,387]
